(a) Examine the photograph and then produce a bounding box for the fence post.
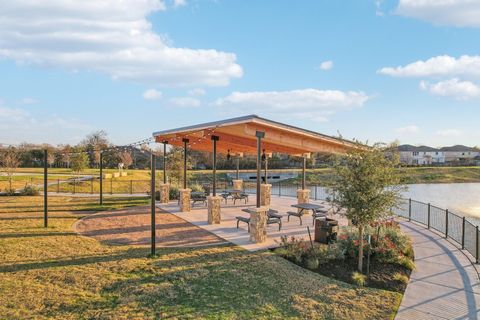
[408,198,412,221]
[130,180,133,194]
[315,185,318,200]
[279,183,281,197]
[110,179,113,195]
[445,209,449,238]
[462,217,466,250]
[476,226,479,264]
[73,178,76,194]
[427,203,431,229]
[57,179,60,193]
[91,179,93,194]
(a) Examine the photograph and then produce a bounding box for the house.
[440,145,480,164]
[398,145,445,165]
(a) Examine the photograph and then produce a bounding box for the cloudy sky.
[1,0,479,147]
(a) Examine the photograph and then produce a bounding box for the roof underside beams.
[154,121,352,156]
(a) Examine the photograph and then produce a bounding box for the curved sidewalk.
[396,221,480,319]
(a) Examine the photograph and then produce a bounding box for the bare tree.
[0,147,20,191]
[119,151,133,170]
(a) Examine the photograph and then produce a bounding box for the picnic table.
[289,203,328,225]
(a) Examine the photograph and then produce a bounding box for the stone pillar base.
[232,179,243,191]
[297,189,311,213]
[249,206,269,243]
[179,188,191,212]
[260,184,272,206]
[159,183,170,204]
[207,196,222,224]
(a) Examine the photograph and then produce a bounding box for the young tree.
[332,143,404,272]
[0,147,21,191]
[70,147,89,173]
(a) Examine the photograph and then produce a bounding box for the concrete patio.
[157,194,348,251]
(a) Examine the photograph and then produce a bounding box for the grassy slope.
[0,196,401,319]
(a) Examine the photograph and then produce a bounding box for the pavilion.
[152,114,358,245]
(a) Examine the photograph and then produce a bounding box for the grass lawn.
[0,196,402,319]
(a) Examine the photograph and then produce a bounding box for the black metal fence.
[392,198,479,263]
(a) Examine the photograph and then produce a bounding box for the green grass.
[0,196,401,319]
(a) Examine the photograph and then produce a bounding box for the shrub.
[305,256,319,270]
[3,187,17,196]
[352,272,366,286]
[190,183,205,193]
[337,228,370,259]
[398,256,415,271]
[393,273,409,284]
[169,185,180,200]
[276,236,309,264]
[20,185,39,196]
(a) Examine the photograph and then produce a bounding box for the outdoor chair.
[232,192,249,204]
[236,209,282,232]
[191,192,207,207]
[287,211,303,225]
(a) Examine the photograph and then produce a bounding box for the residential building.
[398,145,445,165]
[398,144,480,166]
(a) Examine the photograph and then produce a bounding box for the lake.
[402,183,480,219]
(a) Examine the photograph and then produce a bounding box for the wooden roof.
[153,115,359,156]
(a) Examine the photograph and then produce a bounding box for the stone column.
[159,183,170,204]
[179,188,191,212]
[249,206,269,243]
[260,184,271,206]
[297,189,310,213]
[232,179,243,191]
[207,196,222,224]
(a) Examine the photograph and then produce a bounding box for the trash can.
[314,218,339,244]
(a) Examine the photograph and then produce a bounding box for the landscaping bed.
[274,220,415,293]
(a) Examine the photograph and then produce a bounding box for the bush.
[3,187,17,196]
[169,185,180,200]
[352,272,366,286]
[398,256,415,271]
[393,273,409,284]
[276,236,344,267]
[337,228,370,259]
[190,183,205,193]
[20,185,39,196]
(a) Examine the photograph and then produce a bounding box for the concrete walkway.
[396,221,480,319]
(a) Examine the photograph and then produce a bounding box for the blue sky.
[1,0,480,147]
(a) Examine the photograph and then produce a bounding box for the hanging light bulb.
[227,150,231,160]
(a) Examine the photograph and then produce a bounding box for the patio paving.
[157,195,348,251]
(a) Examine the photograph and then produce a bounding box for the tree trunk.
[358,225,364,273]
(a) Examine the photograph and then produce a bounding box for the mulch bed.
[74,206,227,247]
[314,258,411,292]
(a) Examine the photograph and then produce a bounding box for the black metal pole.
[445,209,449,238]
[99,152,103,205]
[302,156,306,190]
[212,136,219,196]
[163,141,167,184]
[183,138,189,189]
[255,131,265,208]
[44,149,48,228]
[408,198,412,221]
[236,157,240,180]
[462,216,466,250]
[264,153,268,184]
[151,154,156,256]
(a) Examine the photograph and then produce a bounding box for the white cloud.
[169,96,201,107]
[20,97,38,104]
[396,0,480,27]
[213,89,369,122]
[188,88,206,96]
[319,60,333,71]
[0,104,91,144]
[420,78,480,100]
[0,0,242,87]
[396,125,419,134]
[378,55,480,78]
[437,129,462,137]
[143,88,162,100]
[173,0,187,8]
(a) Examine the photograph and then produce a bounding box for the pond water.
[402,183,480,219]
